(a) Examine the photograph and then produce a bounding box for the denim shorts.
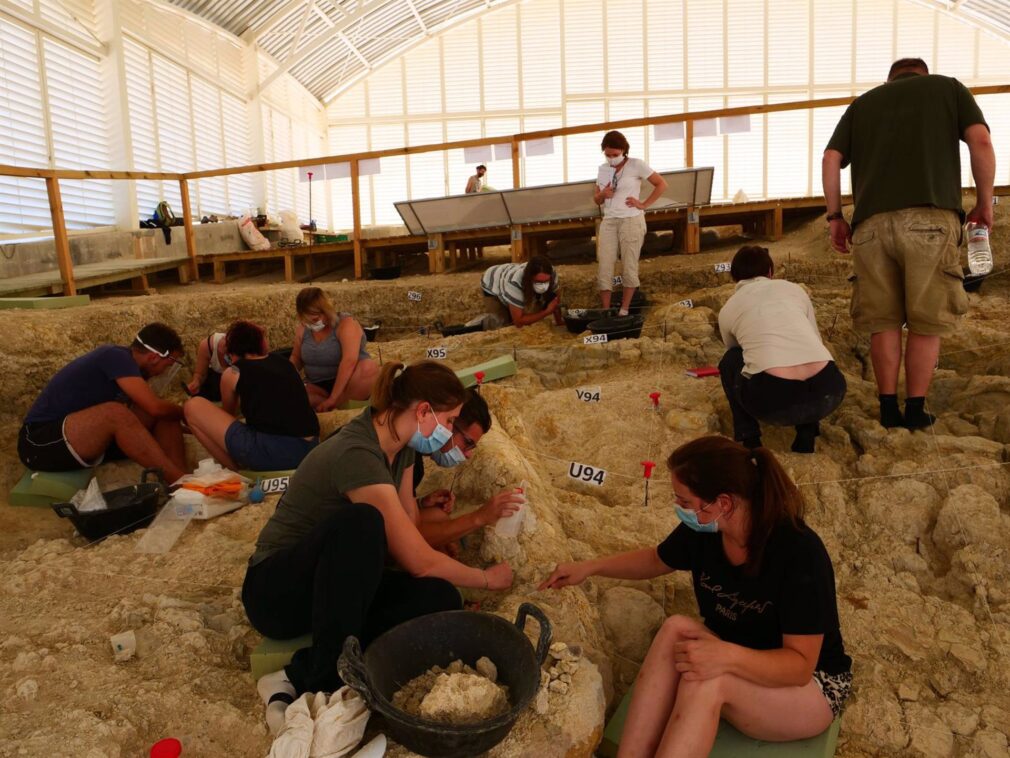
[224,421,317,471]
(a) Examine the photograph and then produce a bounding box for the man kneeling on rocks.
[717,246,846,454]
[17,323,188,482]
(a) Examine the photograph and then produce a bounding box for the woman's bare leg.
[183,398,239,470]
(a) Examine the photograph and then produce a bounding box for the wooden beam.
[178,85,1010,182]
[684,120,694,168]
[428,233,445,273]
[511,138,520,189]
[510,226,525,263]
[351,159,363,279]
[179,179,199,281]
[45,176,75,296]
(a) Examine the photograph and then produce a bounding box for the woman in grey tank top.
[289,287,379,412]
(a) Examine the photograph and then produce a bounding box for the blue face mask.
[408,410,454,455]
[431,444,466,468]
[675,504,721,534]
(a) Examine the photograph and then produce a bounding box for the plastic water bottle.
[494,481,527,539]
[966,223,993,276]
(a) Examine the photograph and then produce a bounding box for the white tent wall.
[0,0,327,238]
[325,0,1010,228]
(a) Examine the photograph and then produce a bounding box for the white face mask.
[533,281,550,294]
[148,362,180,397]
[607,155,626,167]
[304,320,325,333]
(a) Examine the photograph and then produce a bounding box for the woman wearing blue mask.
[244,360,513,733]
[413,391,525,552]
[540,436,851,757]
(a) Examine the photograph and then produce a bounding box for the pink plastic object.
[649,392,661,409]
[641,461,656,479]
[150,738,182,758]
[475,371,486,385]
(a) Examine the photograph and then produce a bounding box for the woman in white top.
[717,246,847,454]
[185,332,228,401]
[593,131,668,314]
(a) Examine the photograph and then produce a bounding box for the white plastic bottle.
[494,480,527,538]
[966,222,993,276]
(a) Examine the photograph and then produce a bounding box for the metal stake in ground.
[641,461,656,507]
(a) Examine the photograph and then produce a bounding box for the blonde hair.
[295,287,337,326]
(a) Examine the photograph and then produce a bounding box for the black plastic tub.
[369,264,402,280]
[363,324,381,342]
[52,469,167,542]
[562,307,617,334]
[610,288,649,314]
[338,603,551,758]
[587,314,645,340]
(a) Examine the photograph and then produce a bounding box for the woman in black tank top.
[184,321,319,473]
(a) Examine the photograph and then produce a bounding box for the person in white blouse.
[593,130,668,315]
[717,246,847,454]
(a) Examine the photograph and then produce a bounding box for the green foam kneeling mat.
[599,687,840,758]
[250,634,312,681]
[336,398,370,410]
[455,354,518,389]
[10,468,95,508]
[0,295,90,310]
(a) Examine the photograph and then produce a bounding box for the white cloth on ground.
[268,687,370,758]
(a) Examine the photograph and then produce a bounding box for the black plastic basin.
[587,314,645,340]
[563,307,617,334]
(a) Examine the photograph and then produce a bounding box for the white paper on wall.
[298,165,327,182]
[719,115,752,134]
[694,118,718,137]
[524,137,555,157]
[463,145,493,164]
[493,143,513,161]
[359,158,381,176]
[653,122,685,141]
[325,162,351,180]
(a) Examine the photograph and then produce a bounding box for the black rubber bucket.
[611,288,649,314]
[338,603,551,757]
[363,324,381,342]
[587,314,645,340]
[563,307,617,334]
[52,468,167,542]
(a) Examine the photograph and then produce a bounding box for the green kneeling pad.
[599,687,840,758]
[240,469,296,482]
[455,354,517,389]
[337,398,369,410]
[250,634,312,681]
[10,468,95,508]
[0,295,90,310]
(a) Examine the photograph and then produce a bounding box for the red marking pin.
[649,391,661,410]
[150,738,183,758]
[641,460,656,507]
[475,371,486,386]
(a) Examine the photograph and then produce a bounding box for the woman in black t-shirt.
[184,320,320,471]
[541,436,851,757]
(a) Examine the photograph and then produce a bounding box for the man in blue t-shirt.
[18,322,189,482]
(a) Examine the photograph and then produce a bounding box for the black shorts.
[196,371,222,402]
[18,420,126,472]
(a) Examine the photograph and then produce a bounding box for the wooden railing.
[2,84,1008,295]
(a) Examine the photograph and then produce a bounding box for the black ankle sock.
[904,396,936,429]
[879,394,904,428]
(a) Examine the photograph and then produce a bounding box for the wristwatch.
[825,211,844,222]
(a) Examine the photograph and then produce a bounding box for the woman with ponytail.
[541,436,850,756]
[243,360,513,732]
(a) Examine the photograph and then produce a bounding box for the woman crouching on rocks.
[540,435,851,757]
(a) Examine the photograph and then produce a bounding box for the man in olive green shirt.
[822,58,995,429]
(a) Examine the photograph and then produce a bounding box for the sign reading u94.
[568,461,606,486]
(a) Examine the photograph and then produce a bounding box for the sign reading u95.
[568,461,606,486]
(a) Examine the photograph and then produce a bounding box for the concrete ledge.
[0,295,91,309]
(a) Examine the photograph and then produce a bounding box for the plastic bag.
[71,477,107,513]
[279,210,304,243]
[240,215,271,251]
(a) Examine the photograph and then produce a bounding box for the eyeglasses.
[453,423,477,452]
[135,333,184,365]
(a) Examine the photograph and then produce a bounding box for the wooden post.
[213,260,227,284]
[683,207,701,254]
[766,206,784,240]
[684,120,694,168]
[351,159,363,279]
[45,176,76,296]
[430,233,445,273]
[511,138,521,189]
[179,178,199,281]
[510,226,524,263]
[284,252,295,282]
[448,242,458,271]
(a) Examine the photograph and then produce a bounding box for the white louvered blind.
[606,0,643,93]
[768,0,809,88]
[686,0,723,89]
[124,38,162,219]
[190,77,227,215]
[563,0,602,94]
[42,39,115,229]
[813,0,851,87]
[221,92,255,215]
[481,7,518,112]
[0,18,50,234]
[520,0,561,109]
[152,56,191,210]
[442,25,479,113]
